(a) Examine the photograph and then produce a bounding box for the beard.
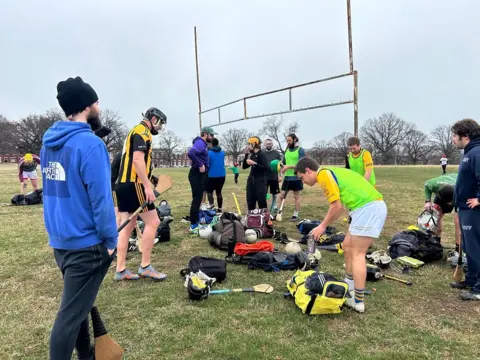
[265,146,272,151]
[288,143,295,149]
[87,110,101,132]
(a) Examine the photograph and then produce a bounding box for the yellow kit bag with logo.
[286,269,348,315]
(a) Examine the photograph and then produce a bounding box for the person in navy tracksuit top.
[452,118,480,301]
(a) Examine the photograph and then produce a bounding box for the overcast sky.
[1,0,479,148]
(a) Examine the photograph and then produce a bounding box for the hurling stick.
[136,224,143,254]
[117,175,173,233]
[210,284,274,295]
[453,242,464,283]
[91,306,125,360]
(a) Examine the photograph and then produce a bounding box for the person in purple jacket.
[187,126,215,233]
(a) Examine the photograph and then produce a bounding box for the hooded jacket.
[40,121,118,250]
[188,136,209,169]
[208,145,226,178]
[263,148,282,181]
[455,137,480,211]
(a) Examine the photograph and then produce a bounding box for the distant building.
[0,153,23,164]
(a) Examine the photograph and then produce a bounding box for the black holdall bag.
[180,256,227,283]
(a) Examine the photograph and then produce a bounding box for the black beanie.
[56,76,99,117]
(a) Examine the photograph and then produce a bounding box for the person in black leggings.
[243,136,268,211]
[206,138,226,211]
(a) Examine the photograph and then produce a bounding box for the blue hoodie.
[188,136,209,169]
[455,137,480,211]
[40,121,118,250]
[208,146,226,178]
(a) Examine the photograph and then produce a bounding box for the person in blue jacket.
[187,126,215,233]
[206,137,226,211]
[452,118,480,301]
[40,77,117,360]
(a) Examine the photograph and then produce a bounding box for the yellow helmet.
[247,136,261,147]
[24,153,33,162]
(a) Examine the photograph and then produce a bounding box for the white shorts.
[349,200,387,238]
[22,170,38,180]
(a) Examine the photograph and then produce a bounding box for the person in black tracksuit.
[243,136,268,211]
[451,118,480,301]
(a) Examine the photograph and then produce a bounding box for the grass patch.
[0,164,479,359]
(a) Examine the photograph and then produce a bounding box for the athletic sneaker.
[344,292,365,313]
[450,281,472,289]
[290,215,298,222]
[459,291,480,301]
[138,265,167,281]
[181,215,191,223]
[114,269,140,281]
[189,224,199,235]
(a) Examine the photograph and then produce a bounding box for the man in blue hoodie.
[452,118,480,301]
[41,76,117,360]
[187,126,214,233]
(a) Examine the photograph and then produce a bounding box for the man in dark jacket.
[243,136,269,211]
[262,137,282,213]
[452,118,480,300]
[187,126,215,233]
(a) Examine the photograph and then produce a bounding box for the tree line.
[0,109,459,166]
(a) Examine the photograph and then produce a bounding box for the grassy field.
[1,164,479,360]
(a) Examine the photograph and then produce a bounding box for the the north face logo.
[43,161,66,181]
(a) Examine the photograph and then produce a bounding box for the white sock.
[293,210,299,217]
[344,278,355,292]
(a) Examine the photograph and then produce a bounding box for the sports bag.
[234,241,274,256]
[209,212,246,251]
[180,256,227,283]
[25,189,43,205]
[296,219,337,236]
[246,208,275,238]
[286,269,348,315]
[11,194,26,206]
[247,251,309,272]
[388,227,443,263]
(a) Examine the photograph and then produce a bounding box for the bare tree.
[402,129,431,165]
[220,128,251,162]
[156,130,185,167]
[99,109,129,153]
[360,113,415,164]
[0,114,17,153]
[430,125,457,159]
[330,131,353,157]
[259,116,300,155]
[14,109,63,154]
[310,140,330,164]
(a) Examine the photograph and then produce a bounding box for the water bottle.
[307,235,315,254]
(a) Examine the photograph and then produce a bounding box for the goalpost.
[193,0,358,136]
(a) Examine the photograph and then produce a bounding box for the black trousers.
[442,164,447,173]
[234,174,239,184]
[206,176,226,209]
[189,168,206,225]
[50,244,115,360]
[459,209,480,293]
[246,176,267,211]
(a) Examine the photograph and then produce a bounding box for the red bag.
[234,241,274,256]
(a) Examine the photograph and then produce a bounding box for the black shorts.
[114,182,156,214]
[267,180,280,195]
[112,190,118,207]
[281,179,303,192]
[206,177,225,193]
[434,195,454,214]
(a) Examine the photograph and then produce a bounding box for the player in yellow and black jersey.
[114,107,168,282]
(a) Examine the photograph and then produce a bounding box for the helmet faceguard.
[142,107,167,135]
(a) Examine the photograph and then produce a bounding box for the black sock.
[117,268,125,273]
[142,264,150,269]
[455,243,459,252]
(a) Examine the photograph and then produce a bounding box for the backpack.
[247,251,309,272]
[180,256,227,283]
[25,189,43,205]
[209,212,246,251]
[234,241,274,256]
[388,228,443,263]
[11,194,26,206]
[286,270,348,315]
[296,219,337,236]
[246,208,275,238]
